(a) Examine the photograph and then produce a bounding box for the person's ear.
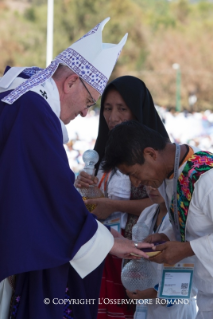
[143,147,157,161]
[63,74,79,94]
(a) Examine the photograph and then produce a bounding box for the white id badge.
[158,263,194,299]
[134,303,148,319]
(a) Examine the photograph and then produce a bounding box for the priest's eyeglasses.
[79,77,96,108]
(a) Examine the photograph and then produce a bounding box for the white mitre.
[0,17,128,105]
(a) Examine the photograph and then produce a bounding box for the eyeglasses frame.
[79,77,96,108]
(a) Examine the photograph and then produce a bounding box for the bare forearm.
[85,197,153,220]
[109,198,152,216]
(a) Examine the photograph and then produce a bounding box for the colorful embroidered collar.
[170,151,213,242]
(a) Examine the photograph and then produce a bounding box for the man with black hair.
[103,120,213,319]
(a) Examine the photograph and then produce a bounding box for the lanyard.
[164,143,181,242]
[98,169,116,197]
[98,172,110,191]
[149,205,160,234]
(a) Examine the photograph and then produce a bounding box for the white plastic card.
[158,263,194,299]
[134,303,148,319]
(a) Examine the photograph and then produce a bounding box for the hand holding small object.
[149,241,195,264]
[74,171,99,188]
[110,237,154,260]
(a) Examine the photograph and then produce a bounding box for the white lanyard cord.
[165,143,181,242]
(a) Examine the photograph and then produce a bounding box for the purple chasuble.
[0,69,104,319]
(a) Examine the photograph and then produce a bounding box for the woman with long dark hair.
[75,75,169,319]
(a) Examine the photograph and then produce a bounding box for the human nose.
[80,108,88,117]
[130,176,141,188]
[147,186,156,192]
[145,185,150,194]
[109,109,119,122]
[146,186,153,192]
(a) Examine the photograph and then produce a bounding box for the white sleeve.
[189,170,213,277]
[160,221,176,241]
[0,279,13,319]
[108,170,131,199]
[70,220,114,278]
[107,170,131,229]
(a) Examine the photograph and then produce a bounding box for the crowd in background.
[65,106,213,173]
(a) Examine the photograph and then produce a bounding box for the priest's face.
[60,78,100,124]
[103,89,135,130]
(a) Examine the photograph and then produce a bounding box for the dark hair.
[94,76,169,173]
[102,120,168,172]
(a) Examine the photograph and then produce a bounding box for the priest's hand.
[74,171,99,188]
[85,197,115,219]
[111,228,124,238]
[126,288,157,300]
[110,237,154,260]
[149,241,195,265]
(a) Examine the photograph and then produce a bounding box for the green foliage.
[24,7,36,21]
[0,0,213,110]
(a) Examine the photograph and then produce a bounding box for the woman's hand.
[110,237,154,260]
[74,171,99,188]
[126,288,157,300]
[85,197,115,219]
